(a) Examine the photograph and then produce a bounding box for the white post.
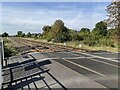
[64,43,66,46]
[1,39,4,60]
[79,44,82,48]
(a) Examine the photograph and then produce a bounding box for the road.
[40,50,118,88]
[3,37,119,89]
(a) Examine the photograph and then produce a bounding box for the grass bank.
[66,41,118,52]
[24,38,119,52]
[4,37,18,58]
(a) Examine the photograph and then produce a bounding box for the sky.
[1,2,111,35]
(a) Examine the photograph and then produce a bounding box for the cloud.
[0,2,2,33]
[1,0,112,2]
[2,2,109,35]
[63,5,108,30]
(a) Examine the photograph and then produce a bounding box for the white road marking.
[58,51,71,54]
[63,56,93,59]
[37,57,59,61]
[92,53,113,54]
[62,58,105,77]
[73,51,120,63]
[89,58,119,68]
[58,51,82,56]
[68,52,81,57]
[46,52,116,77]
[63,57,118,68]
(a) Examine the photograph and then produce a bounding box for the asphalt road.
[41,50,119,89]
[5,37,119,89]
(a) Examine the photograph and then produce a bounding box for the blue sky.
[1,2,110,35]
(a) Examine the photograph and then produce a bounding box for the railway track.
[8,37,87,54]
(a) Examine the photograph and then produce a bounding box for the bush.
[83,40,97,46]
[53,32,70,43]
[98,37,115,47]
[4,46,17,58]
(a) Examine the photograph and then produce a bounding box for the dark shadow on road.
[47,72,68,90]
[2,54,67,90]
[6,77,44,90]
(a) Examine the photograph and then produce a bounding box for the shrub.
[4,46,17,58]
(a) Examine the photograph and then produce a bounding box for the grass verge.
[24,38,119,52]
[4,37,18,58]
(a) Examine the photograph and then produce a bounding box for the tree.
[42,19,70,42]
[80,28,90,33]
[1,32,9,37]
[16,31,23,37]
[69,29,79,41]
[31,33,38,39]
[42,25,51,35]
[21,33,25,37]
[79,28,90,40]
[106,0,120,40]
[92,21,107,37]
[106,0,120,29]
[42,25,52,41]
[53,31,70,43]
[51,19,66,38]
[26,32,31,38]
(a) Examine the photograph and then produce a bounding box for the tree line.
[41,20,117,47]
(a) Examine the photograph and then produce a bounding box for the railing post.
[0,39,4,68]
[0,38,3,88]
